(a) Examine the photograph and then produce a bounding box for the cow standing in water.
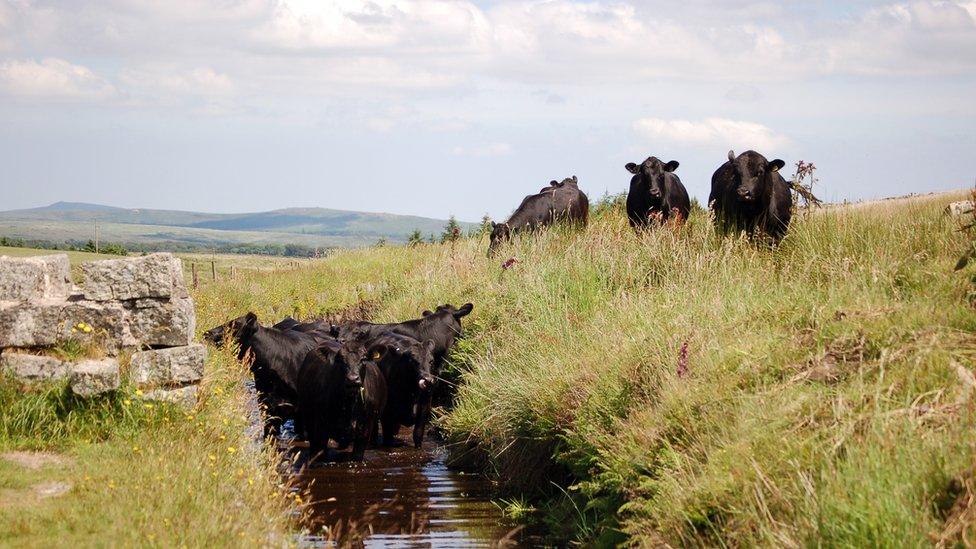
[625,157,690,229]
[488,176,589,255]
[709,150,793,244]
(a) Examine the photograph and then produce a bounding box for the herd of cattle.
[204,148,793,461]
[204,303,473,460]
[489,148,794,252]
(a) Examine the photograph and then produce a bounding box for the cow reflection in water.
[295,427,521,546]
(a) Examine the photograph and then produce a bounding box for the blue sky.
[0,0,974,221]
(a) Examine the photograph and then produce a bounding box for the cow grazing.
[337,302,474,446]
[625,157,690,229]
[709,150,793,244]
[365,332,436,446]
[489,176,589,255]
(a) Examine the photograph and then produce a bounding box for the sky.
[0,0,974,222]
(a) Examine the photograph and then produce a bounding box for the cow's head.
[204,312,259,350]
[368,337,436,390]
[339,341,367,388]
[626,157,679,206]
[488,222,511,255]
[727,150,784,203]
[422,303,473,336]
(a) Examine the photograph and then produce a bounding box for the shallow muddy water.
[289,427,537,547]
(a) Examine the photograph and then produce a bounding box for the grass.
[189,190,976,546]
[3,191,973,546]
[0,245,117,263]
[0,343,298,546]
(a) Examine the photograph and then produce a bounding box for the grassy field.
[3,191,974,546]
[190,190,976,546]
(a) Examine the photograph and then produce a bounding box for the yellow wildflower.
[135,389,144,396]
[227,446,237,454]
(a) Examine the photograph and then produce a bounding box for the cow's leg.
[412,391,433,448]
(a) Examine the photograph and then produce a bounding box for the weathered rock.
[125,296,195,347]
[0,254,71,303]
[946,200,975,217]
[142,385,198,408]
[59,299,133,351]
[0,295,195,352]
[130,344,206,387]
[69,359,120,397]
[0,300,62,348]
[0,352,70,382]
[80,253,186,302]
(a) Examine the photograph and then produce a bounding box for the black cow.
[709,150,793,244]
[203,314,301,349]
[365,332,436,446]
[203,312,325,438]
[625,157,690,229]
[295,339,376,460]
[337,302,474,446]
[489,176,589,255]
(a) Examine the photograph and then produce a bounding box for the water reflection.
[290,427,531,547]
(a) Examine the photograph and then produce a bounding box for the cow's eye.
[371,350,381,360]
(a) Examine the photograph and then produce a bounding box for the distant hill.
[0,202,475,251]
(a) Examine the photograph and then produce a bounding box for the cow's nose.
[650,190,661,198]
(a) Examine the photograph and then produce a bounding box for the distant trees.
[84,240,128,256]
[407,229,424,247]
[440,216,462,244]
[475,214,493,237]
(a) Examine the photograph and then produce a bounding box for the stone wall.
[0,253,204,404]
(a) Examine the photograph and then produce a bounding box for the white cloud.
[633,117,790,151]
[451,142,512,157]
[0,58,115,100]
[120,66,234,96]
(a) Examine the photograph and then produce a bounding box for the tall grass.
[187,192,975,546]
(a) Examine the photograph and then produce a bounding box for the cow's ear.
[728,150,736,162]
[454,303,473,318]
[572,175,578,183]
[664,160,679,172]
[367,343,387,362]
[550,180,558,186]
[422,310,433,317]
[769,159,785,172]
[244,312,258,327]
[625,163,639,174]
[423,339,435,353]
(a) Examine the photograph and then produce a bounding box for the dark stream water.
[242,381,540,547]
[284,426,541,548]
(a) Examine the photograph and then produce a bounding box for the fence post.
[191,263,199,289]
[211,261,217,281]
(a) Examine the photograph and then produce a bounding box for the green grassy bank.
[192,191,976,546]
